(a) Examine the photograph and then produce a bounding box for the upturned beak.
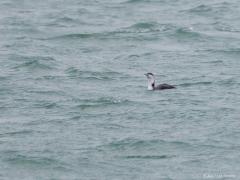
[144,73,148,76]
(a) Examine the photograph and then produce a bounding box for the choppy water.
[1,0,240,179]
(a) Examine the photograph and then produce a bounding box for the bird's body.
[154,83,175,90]
[145,73,175,91]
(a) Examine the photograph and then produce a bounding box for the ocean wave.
[213,22,240,33]
[65,67,125,80]
[35,75,64,81]
[100,138,192,151]
[178,81,212,87]
[44,22,175,41]
[122,155,175,159]
[202,60,223,64]
[187,4,212,13]
[185,2,231,16]
[75,97,131,109]
[12,56,57,71]
[171,27,205,40]
[0,130,33,137]
[42,31,119,41]
[97,138,238,157]
[130,22,156,29]
[203,48,240,55]
[46,31,141,41]
[216,78,237,86]
[14,60,52,70]
[0,76,8,80]
[4,154,60,167]
[120,22,175,34]
[33,102,58,109]
[55,16,77,23]
[123,0,164,3]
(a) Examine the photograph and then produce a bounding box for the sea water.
[0,0,240,179]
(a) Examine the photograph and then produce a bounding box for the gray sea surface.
[0,0,240,179]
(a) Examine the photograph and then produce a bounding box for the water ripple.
[178,81,212,87]
[12,55,57,71]
[122,155,176,159]
[74,97,131,109]
[65,67,125,80]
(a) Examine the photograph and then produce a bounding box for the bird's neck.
[148,81,155,90]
